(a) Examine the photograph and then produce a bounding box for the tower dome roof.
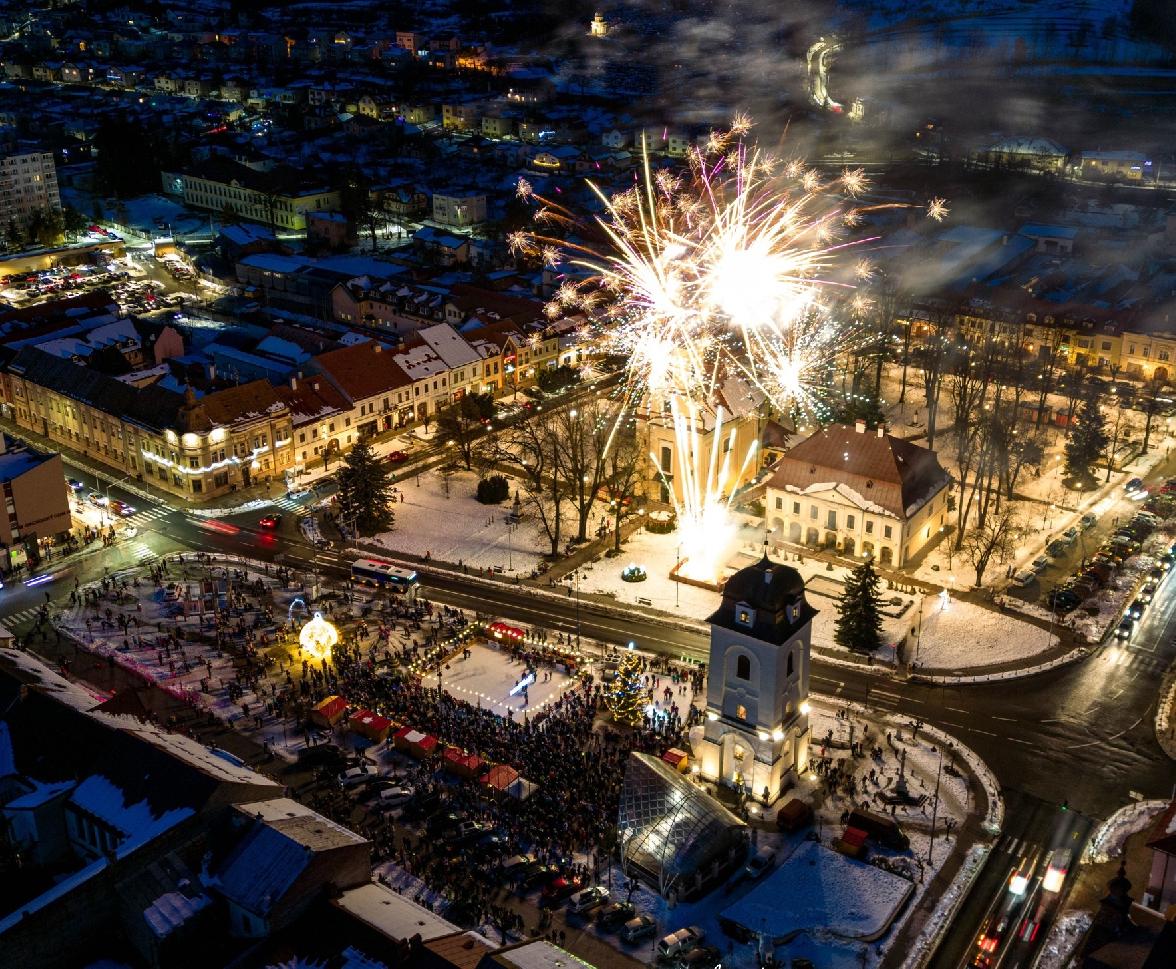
[722,555,806,609]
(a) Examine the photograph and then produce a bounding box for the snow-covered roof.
[333,883,460,941]
[142,891,210,939]
[418,323,480,368]
[984,135,1067,156]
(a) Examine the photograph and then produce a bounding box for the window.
[191,479,202,493]
[847,514,855,529]
[787,652,794,676]
[736,655,750,680]
[792,501,800,515]
[775,497,782,510]
[866,520,874,534]
[736,705,747,721]
[809,504,818,520]
[189,457,199,468]
[1160,350,1171,362]
[826,510,836,529]
[884,525,892,539]
[660,446,671,472]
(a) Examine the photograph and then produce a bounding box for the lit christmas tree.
[606,645,647,726]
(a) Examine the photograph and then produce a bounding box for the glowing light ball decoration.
[300,611,338,661]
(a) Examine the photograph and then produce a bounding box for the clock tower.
[694,555,815,804]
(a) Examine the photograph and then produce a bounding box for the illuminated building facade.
[695,557,814,804]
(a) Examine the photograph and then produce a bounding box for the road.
[4,458,1175,967]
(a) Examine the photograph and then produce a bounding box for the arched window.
[786,651,794,677]
[736,655,751,680]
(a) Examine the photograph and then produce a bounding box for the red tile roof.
[767,424,949,518]
[312,339,412,402]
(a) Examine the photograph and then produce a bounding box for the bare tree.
[911,318,952,449]
[501,407,568,557]
[961,505,1021,587]
[1138,375,1167,452]
[555,400,613,542]
[603,416,645,553]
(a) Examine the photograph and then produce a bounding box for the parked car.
[541,874,584,906]
[1030,556,1050,573]
[1148,566,1167,583]
[297,743,345,768]
[1047,587,1081,612]
[1115,617,1135,640]
[598,901,636,930]
[1125,599,1146,620]
[67,478,84,491]
[387,450,409,464]
[621,915,658,944]
[502,854,536,875]
[1010,569,1037,588]
[1068,579,1098,600]
[1046,540,1069,558]
[568,885,609,914]
[426,810,470,835]
[521,864,560,889]
[1139,582,1158,603]
[374,786,415,810]
[1080,512,1098,530]
[678,945,723,969]
[1062,527,1080,543]
[88,491,108,506]
[338,767,374,788]
[742,846,777,881]
[657,926,705,961]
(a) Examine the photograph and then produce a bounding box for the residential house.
[442,102,480,131]
[1076,150,1152,181]
[432,189,487,228]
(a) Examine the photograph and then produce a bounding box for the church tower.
[695,555,814,804]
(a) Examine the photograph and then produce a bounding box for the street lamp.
[675,542,681,608]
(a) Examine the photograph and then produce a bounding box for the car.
[110,499,136,517]
[1062,527,1080,543]
[1161,479,1176,495]
[1010,569,1037,588]
[621,915,658,944]
[1115,617,1135,640]
[1125,599,1146,620]
[678,945,722,969]
[120,525,138,540]
[297,743,346,768]
[742,846,777,880]
[1068,579,1098,600]
[88,491,109,506]
[1046,540,1069,558]
[338,767,375,788]
[541,874,583,906]
[657,926,705,961]
[1110,535,1141,555]
[1139,582,1158,602]
[1125,477,1146,495]
[1030,556,1051,574]
[502,854,536,876]
[373,786,414,810]
[1047,588,1081,612]
[522,864,560,889]
[597,901,636,930]
[426,810,469,835]
[1149,566,1167,583]
[259,514,282,529]
[568,885,609,914]
[386,450,409,464]
[67,478,84,491]
[444,821,488,846]
[1162,553,1176,572]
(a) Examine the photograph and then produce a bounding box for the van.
[848,808,910,849]
[621,915,657,944]
[657,926,704,960]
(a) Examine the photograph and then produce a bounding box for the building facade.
[0,149,61,227]
[0,437,71,567]
[695,557,813,804]
[765,422,950,568]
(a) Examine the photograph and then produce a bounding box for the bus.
[351,559,419,597]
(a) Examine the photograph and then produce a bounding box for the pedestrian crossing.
[127,542,157,564]
[1104,648,1165,673]
[126,507,172,527]
[270,494,313,518]
[2,606,53,628]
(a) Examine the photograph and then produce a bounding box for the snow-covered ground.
[586,520,1058,670]
[1085,799,1168,865]
[368,468,550,574]
[1033,910,1093,969]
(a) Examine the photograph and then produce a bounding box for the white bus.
[351,559,419,597]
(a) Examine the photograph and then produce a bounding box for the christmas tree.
[835,557,884,654]
[1063,386,1110,484]
[606,645,647,726]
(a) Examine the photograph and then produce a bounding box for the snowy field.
[586,521,1058,670]
[439,640,577,718]
[370,469,549,574]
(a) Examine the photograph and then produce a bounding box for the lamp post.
[675,542,681,608]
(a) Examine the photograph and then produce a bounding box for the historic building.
[764,421,950,568]
[694,556,814,804]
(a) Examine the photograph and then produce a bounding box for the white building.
[764,421,950,568]
[432,190,487,228]
[694,557,813,805]
[0,149,61,226]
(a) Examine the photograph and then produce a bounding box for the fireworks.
[514,115,946,581]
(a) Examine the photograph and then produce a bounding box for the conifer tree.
[1064,387,1110,483]
[336,439,394,535]
[835,557,884,654]
[605,646,647,726]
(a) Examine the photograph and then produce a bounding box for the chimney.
[313,381,320,391]
[855,419,866,434]
[877,424,885,438]
[290,375,298,390]
[373,343,382,353]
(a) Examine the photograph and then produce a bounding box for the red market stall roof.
[392,725,415,747]
[841,826,867,848]
[442,747,486,778]
[661,748,689,772]
[397,730,438,758]
[349,709,393,736]
[310,695,348,724]
[488,621,525,641]
[480,764,520,791]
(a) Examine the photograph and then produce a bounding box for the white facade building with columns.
[694,556,814,804]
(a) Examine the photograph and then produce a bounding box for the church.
[693,555,815,805]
